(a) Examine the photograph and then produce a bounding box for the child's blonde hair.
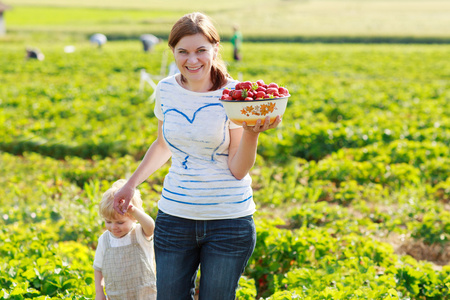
[99,179,143,220]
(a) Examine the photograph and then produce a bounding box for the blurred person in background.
[113,12,281,300]
[25,47,44,61]
[140,34,160,52]
[230,24,243,61]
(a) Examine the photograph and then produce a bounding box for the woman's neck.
[178,74,212,93]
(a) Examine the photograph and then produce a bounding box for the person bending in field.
[93,179,156,300]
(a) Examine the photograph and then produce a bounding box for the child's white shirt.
[93,224,155,273]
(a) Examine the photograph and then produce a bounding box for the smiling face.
[172,33,218,91]
[105,214,135,238]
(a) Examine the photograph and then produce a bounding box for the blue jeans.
[154,210,256,300]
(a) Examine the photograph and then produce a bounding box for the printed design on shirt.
[164,103,222,124]
[162,190,252,205]
[181,155,189,169]
[162,103,227,166]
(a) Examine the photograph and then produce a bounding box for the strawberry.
[222,88,231,95]
[232,90,244,100]
[278,87,289,96]
[268,82,279,89]
[256,79,265,87]
[266,87,279,96]
[244,97,253,101]
[241,81,253,91]
[255,91,266,99]
[256,86,266,92]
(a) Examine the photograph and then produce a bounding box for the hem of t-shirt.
[145,235,154,242]
[158,206,256,221]
[93,265,102,272]
[131,224,154,245]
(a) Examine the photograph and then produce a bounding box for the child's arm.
[128,204,155,239]
[94,269,107,300]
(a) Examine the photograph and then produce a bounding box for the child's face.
[105,214,135,238]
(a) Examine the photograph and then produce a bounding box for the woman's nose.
[187,53,198,64]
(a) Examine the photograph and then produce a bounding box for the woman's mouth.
[186,66,202,72]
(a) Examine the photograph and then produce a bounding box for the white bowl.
[220,96,289,126]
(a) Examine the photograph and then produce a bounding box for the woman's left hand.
[242,115,282,133]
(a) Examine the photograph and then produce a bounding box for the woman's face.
[172,33,218,88]
[105,214,135,238]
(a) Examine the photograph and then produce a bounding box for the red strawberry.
[235,82,242,90]
[256,86,266,92]
[255,91,266,99]
[241,81,253,91]
[266,87,279,96]
[278,87,289,96]
[268,82,279,89]
[222,88,231,95]
[244,97,253,101]
[232,90,244,100]
[256,79,265,87]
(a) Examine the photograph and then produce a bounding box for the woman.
[113,12,281,300]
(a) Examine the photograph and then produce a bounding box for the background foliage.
[4,0,450,42]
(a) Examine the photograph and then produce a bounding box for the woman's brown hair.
[168,12,230,91]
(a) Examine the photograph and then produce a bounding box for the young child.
[93,179,156,300]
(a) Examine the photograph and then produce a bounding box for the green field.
[1,0,450,299]
[1,40,449,298]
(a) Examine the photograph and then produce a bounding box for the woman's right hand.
[113,183,135,215]
[242,115,282,133]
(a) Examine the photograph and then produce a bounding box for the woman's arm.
[228,115,282,180]
[114,120,172,214]
[94,270,107,300]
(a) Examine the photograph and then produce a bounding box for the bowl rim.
[219,95,290,103]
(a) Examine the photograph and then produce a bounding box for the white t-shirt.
[93,224,155,273]
[153,75,255,220]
